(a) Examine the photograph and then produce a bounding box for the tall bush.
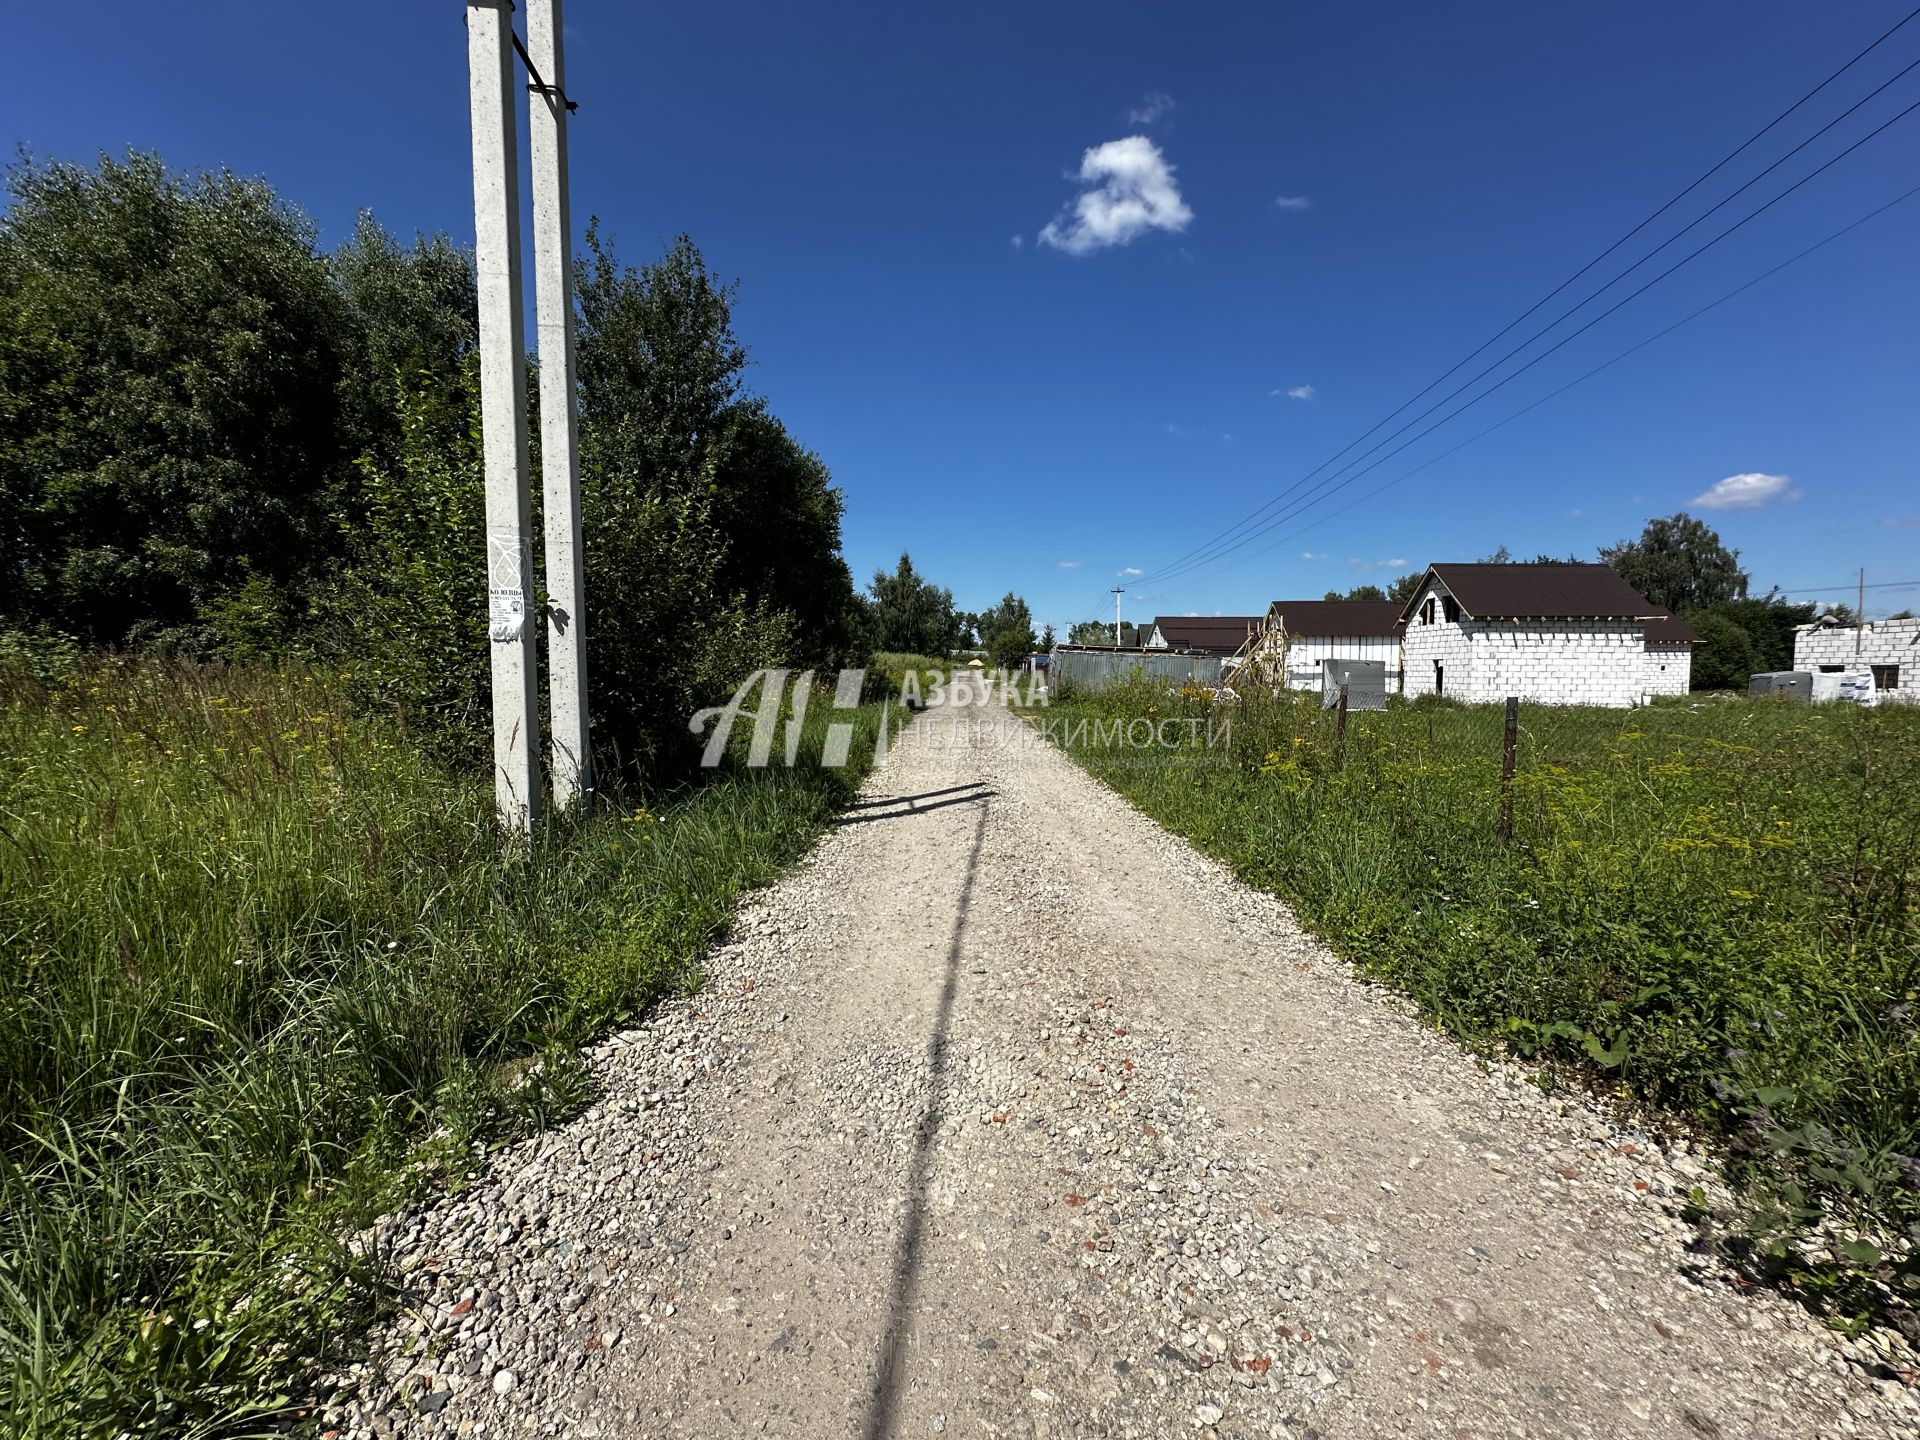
[0,152,353,654]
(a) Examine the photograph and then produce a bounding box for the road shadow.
[858,799,989,1440]
[833,784,993,827]
[844,783,988,811]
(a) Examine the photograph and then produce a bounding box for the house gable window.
[1442,596,1461,623]
[1420,597,1436,625]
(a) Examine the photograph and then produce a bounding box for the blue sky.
[8,2,1919,631]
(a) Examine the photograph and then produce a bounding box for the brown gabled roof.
[1261,600,1403,638]
[1399,563,1664,623]
[1149,615,1262,654]
[1644,608,1702,646]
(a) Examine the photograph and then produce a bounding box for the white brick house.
[1248,600,1405,691]
[1644,609,1700,697]
[1398,564,1668,708]
[1793,617,1920,702]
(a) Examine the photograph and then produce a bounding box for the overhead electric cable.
[1136,180,1920,600]
[1135,95,1920,591]
[1129,10,1920,586]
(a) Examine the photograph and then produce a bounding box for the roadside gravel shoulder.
[322,696,1918,1440]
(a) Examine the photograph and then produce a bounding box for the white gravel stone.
[320,693,1920,1440]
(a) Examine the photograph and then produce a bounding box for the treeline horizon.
[0,149,983,785]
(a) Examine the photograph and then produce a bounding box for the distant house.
[1398,563,1665,708]
[1794,616,1920,702]
[1643,608,1701,697]
[1142,616,1262,655]
[1249,600,1404,691]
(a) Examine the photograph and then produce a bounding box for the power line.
[1130,9,1920,587]
[1149,54,1920,585]
[1136,92,1920,592]
[1136,179,1920,601]
[1140,79,1920,589]
[1777,580,1920,594]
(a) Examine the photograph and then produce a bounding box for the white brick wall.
[1793,619,1920,702]
[1399,575,1647,707]
[1280,633,1403,691]
[1644,643,1693,698]
[1400,577,1475,700]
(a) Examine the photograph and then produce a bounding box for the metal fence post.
[1498,695,1518,841]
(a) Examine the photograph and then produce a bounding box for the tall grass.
[1041,682,1920,1323]
[0,659,883,1435]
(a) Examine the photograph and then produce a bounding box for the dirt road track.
[330,695,1917,1439]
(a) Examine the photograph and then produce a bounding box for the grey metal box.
[1747,671,1813,701]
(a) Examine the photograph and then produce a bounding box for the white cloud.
[1010,234,1024,249]
[1056,559,1084,568]
[1118,566,1144,577]
[1349,557,1409,572]
[1300,550,1328,561]
[1882,514,1919,529]
[1566,508,1584,518]
[1284,384,1315,401]
[1039,136,1192,256]
[1128,92,1176,125]
[1691,472,1801,510]
[1272,194,1312,210]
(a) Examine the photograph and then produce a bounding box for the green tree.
[1688,609,1764,691]
[0,151,354,652]
[1324,584,1386,602]
[704,406,863,667]
[572,228,814,777]
[1067,620,1111,646]
[576,226,746,496]
[868,554,957,656]
[1039,623,1056,650]
[976,591,1036,669]
[330,211,477,478]
[1387,572,1424,606]
[329,360,490,765]
[1601,513,1748,613]
[1680,596,1815,688]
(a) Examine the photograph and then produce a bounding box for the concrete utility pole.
[467,0,541,833]
[526,0,591,810]
[1112,586,1125,646]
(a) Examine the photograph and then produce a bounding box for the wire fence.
[1046,678,1920,854]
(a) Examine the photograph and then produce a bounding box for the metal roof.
[1147,616,1263,653]
[1644,608,1703,646]
[1261,600,1404,637]
[1401,563,1664,622]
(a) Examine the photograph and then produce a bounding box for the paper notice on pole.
[488,533,529,643]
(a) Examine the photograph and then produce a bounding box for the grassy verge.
[0,659,885,1435]
[1035,681,1919,1328]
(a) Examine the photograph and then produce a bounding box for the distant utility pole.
[1858,566,1866,654]
[466,0,541,834]
[526,0,591,811]
[1112,586,1125,646]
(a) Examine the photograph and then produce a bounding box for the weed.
[0,657,883,1431]
[1042,680,1920,1327]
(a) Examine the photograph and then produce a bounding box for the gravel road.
[326,691,1919,1439]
